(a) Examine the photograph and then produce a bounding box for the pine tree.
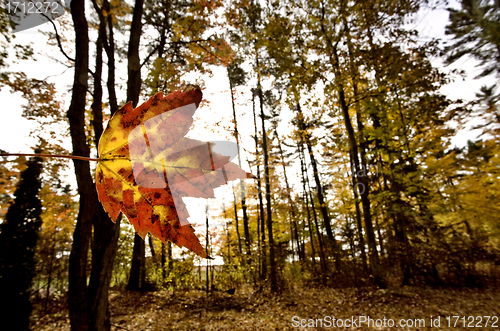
[0,155,43,331]
[445,0,500,78]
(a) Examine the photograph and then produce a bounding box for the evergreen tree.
[445,0,500,78]
[0,155,43,331]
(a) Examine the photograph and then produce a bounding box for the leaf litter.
[31,285,500,330]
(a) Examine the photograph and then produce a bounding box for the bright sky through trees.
[0,0,496,264]
[2,1,496,151]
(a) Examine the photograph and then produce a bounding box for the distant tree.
[0,154,43,331]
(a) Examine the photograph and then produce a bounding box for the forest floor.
[31,284,500,330]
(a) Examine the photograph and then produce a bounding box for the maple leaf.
[95,87,250,258]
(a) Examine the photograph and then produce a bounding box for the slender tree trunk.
[148,235,157,266]
[295,104,341,271]
[223,203,231,264]
[332,45,384,286]
[91,35,103,147]
[126,0,146,291]
[87,12,122,330]
[255,185,261,276]
[167,241,173,275]
[251,91,266,279]
[346,34,371,275]
[67,2,92,330]
[88,212,121,331]
[127,234,145,291]
[232,182,243,257]
[206,203,210,294]
[299,151,317,272]
[274,127,302,261]
[299,144,327,274]
[256,62,277,291]
[160,243,166,284]
[348,154,369,274]
[148,235,158,281]
[127,0,144,107]
[375,217,385,258]
[228,75,251,259]
[44,234,56,312]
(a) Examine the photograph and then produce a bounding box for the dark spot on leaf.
[151,214,159,224]
[154,192,161,199]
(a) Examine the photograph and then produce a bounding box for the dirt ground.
[31,285,500,330]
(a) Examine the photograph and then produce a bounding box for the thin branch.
[141,44,161,68]
[196,43,224,63]
[140,38,213,68]
[40,13,75,63]
[41,66,73,82]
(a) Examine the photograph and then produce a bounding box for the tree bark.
[127,0,144,106]
[126,0,146,291]
[127,234,145,291]
[67,1,92,329]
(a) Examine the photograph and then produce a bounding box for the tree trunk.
[251,91,266,279]
[333,46,384,286]
[205,203,211,293]
[148,235,157,266]
[223,204,231,264]
[67,1,92,329]
[126,0,144,106]
[167,241,173,275]
[127,234,145,291]
[298,150,317,272]
[274,127,302,261]
[88,18,121,329]
[348,154,369,274]
[257,69,277,291]
[88,211,121,331]
[346,33,372,275]
[228,74,251,259]
[160,243,166,283]
[295,104,341,271]
[126,0,146,291]
[231,182,243,257]
[299,143,327,274]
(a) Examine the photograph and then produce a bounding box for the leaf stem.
[0,153,100,162]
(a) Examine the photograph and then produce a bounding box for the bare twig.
[40,13,75,63]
